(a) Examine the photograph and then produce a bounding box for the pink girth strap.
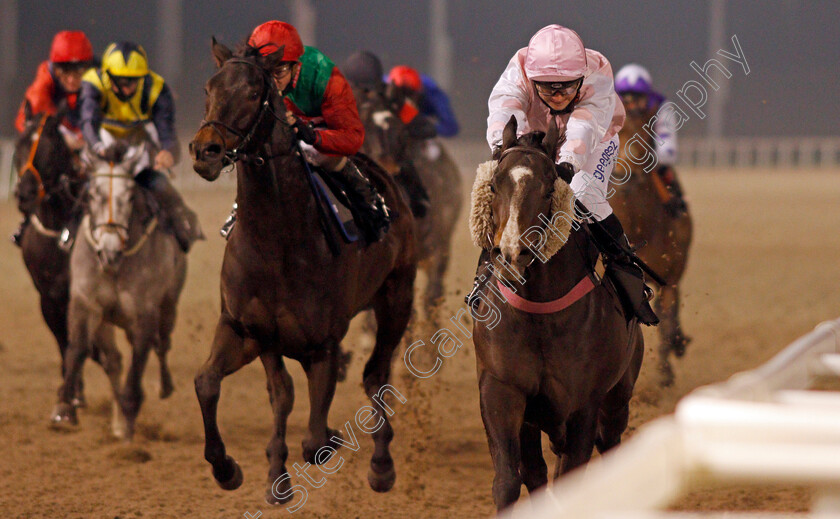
[497,276,594,314]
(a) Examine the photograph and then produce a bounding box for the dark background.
[3,0,839,140]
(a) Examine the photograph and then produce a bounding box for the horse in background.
[190,40,417,503]
[356,86,462,325]
[14,104,113,409]
[612,107,693,386]
[50,143,187,439]
[470,116,643,511]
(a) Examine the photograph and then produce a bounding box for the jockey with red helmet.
[387,65,460,138]
[482,24,658,325]
[615,63,687,217]
[15,31,93,147]
[245,21,390,242]
[11,31,93,247]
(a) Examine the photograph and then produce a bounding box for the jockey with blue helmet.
[614,63,687,217]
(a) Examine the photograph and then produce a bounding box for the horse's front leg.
[260,350,296,505]
[479,371,527,511]
[300,339,341,464]
[195,317,258,491]
[50,298,99,427]
[655,284,689,387]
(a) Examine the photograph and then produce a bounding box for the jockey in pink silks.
[477,24,658,325]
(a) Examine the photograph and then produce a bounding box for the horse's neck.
[517,230,594,300]
[235,155,320,239]
[35,181,75,228]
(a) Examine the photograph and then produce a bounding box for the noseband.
[198,58,286,169]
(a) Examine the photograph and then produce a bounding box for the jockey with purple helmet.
[615,63,687,217]
[477,24,658,325]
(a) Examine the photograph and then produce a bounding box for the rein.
[198,58,287,169]
[19,114,49,200]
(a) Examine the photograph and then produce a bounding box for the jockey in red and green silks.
[245,20,391,243]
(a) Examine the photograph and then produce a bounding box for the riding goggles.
[534,78,583,97]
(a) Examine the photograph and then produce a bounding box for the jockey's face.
[621,93,650,115]
[110,77,140,100]
[535,78,582,112]
[271,62,297,93]
[54,63,87,93]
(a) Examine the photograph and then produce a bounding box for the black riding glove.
[555,161,576,183]
[292,117,318,145]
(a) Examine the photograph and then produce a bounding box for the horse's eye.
[489,184,496,194]
[250,91,260,101]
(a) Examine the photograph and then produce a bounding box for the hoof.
[672,335,692,358]
[49,403,78,429]
[367,464,396,493]
[303,428,344,464]
[214,456,244,491]
[266,475,293,505]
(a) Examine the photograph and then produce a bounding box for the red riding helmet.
[49,31,93,64]
[387,65,423,92]
[248,21,304,61]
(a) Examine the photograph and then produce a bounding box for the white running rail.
[498,318,840,518]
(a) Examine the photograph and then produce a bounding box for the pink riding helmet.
[524,25,587,82]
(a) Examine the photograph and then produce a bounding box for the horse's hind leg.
[155,303,177,399]
[597,332,644,454]
[300,339,341,463]
[39,290,77,402]
[519,422,548,494]
[364,266,415,493]
[655,285,689,386]
[479,372,527,510]
[195,317,257,491]
[423,250,450,327]
[120,314,162,439]
[554,403,599,476]
[261,351,296,505]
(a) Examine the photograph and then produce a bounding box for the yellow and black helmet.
[102,41,149,78]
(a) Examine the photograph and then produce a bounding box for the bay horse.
[14,105,110,409]
[50,143,187,439]
[190,40,417,504]
[612,106,693,386]
[356,89,462,324]
[470,116,643,511]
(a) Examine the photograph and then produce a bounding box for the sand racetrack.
[2,146,838,518]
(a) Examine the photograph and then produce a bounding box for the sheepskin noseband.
[469,159,577,261]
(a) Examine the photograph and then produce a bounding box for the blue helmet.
[614,63,654,95]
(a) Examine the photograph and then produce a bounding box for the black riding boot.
[394,162,431,218]
[658,165,688,217]
[11,216,29,247]
[590,214,659,325]
[136,169,204,252]
[333,159,391,243]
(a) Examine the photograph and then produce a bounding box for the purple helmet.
[614,63,654,94]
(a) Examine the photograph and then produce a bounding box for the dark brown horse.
[190,40,417,504]
[612,108,693,386]
[470,116,643,511]
[14,106,110,409]
[356,89,462,324]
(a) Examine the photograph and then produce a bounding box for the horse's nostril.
[205,144,222,157]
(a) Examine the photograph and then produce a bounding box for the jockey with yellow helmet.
[241,20,391,243]
[481,24,658,325]
[76,41,202,252]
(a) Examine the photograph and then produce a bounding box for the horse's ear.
[385,82,406,113]
[23,100,33,123]
[260,46,287,73]
[55,98,70,122]
[502,115,518,150]
[542,118,559,157]
[211,36,233,68]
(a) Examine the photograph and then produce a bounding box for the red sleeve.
[15,62,56,133]
[312,68,365,156]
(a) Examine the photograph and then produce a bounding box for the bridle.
[18,114,49,200]
[197,57,287,169]
[88,165,134,245]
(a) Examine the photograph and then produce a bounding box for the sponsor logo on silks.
[592,140,618,181]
